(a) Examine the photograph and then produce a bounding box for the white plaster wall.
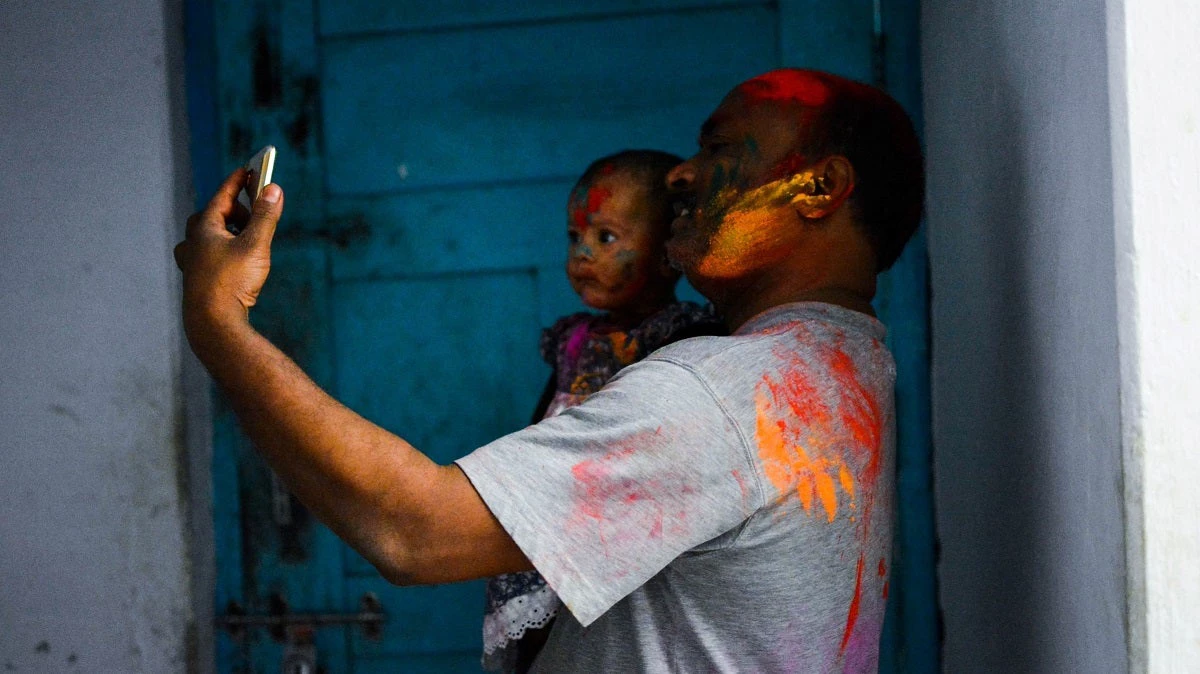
[1109,0,1200,670]
[0,2,196,671]
[921,1,1128,671]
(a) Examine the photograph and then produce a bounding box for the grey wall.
[0,2,196,671]
[922,1,1127,671]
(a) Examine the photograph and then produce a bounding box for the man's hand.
[174,169,283,341]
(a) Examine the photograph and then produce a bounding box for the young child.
[482,150,724,672]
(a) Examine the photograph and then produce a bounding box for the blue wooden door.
[186,1,935,672]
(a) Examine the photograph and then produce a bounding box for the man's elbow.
[363,520,449,586]
[377,561,420,586]
[364,530,426,586]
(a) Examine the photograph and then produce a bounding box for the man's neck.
[713,276,876,331]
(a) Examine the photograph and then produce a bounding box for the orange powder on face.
[710,170,820,216]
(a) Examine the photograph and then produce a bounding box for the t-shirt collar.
[734,302,887,341]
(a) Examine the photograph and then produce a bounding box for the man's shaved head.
[734,69,924,271]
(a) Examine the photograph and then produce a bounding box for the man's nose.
[666,161,695,191]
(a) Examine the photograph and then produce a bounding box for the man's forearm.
[174,177,529,583]
[186,310,440,581]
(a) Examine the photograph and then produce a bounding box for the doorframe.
[179,1,939,671]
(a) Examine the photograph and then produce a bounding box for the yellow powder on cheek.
[697,209,790,277]
[711,171,819,215]
[694,172,820,277]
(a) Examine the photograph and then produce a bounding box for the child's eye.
[567,230,580,244]
[598,230,618,244]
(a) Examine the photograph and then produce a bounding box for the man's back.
[460,302,896,673]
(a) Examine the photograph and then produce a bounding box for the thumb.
[242,183,283,250]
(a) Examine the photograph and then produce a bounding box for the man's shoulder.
[641,304,891,389]
[638,330,795,396]
[647,331,778,367]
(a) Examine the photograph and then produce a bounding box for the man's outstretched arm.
[174,170,532,584]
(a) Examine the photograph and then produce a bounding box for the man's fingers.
[242,183,284,250]
[204,168,250,220]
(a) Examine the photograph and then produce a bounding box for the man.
[175,68,923,672]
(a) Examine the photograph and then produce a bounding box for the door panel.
[319,0,765,37]
[188,0,936,671]
[332,273,544,464]
[321,7,778,193]
[326,183,573,280]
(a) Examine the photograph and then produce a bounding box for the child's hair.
[571,149,684,236]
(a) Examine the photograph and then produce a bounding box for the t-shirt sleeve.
[455,358,764,626]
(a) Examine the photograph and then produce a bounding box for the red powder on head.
[762,152,810,183]
[571,184,613,232]
[587,185,613,215]
[738,69,832,107]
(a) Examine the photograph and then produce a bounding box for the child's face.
[566,172,670,314]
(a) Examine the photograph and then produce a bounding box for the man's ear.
[791,155,855,220]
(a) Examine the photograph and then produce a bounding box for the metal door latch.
[216,592,385,642]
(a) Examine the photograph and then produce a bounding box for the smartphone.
[244,145,276,202]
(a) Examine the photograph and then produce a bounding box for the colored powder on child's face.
[570,183,614,232]
[615,249,639,281]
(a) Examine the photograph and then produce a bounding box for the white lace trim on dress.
[481,584,561,657]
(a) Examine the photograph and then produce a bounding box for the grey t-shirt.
[457,302,896,673]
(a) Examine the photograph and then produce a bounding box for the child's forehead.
[572,170,651,204]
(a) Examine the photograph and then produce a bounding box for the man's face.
[566,172,670,313]
[666,72,830,281]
